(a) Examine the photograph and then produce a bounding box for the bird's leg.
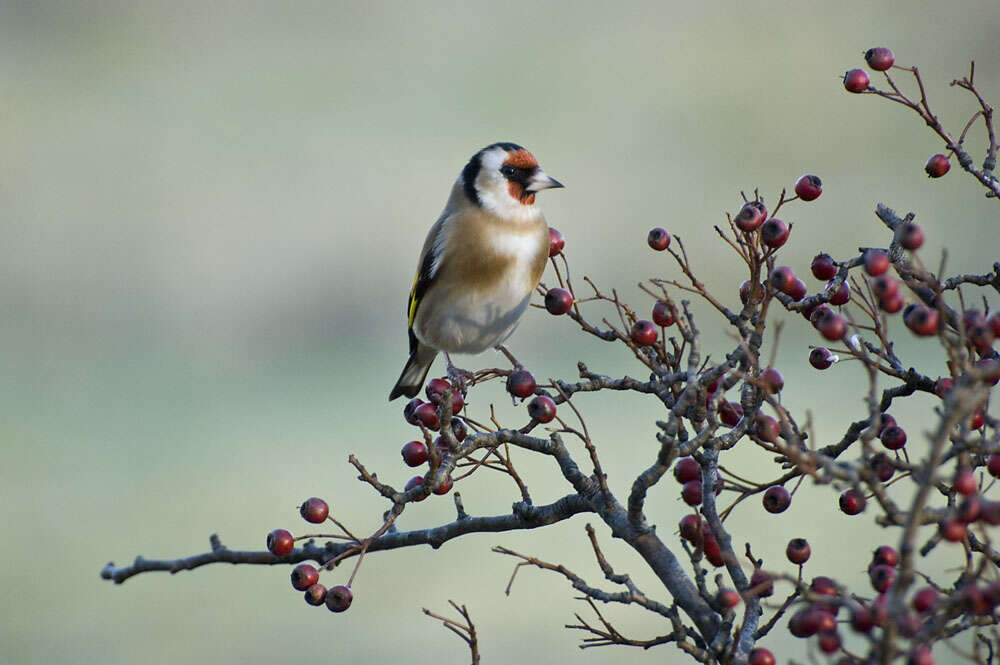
[495,345,523,369]
[444,353,474,394]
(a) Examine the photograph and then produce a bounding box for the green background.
[3,1,999,663]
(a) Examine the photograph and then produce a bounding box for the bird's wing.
[405,214,449,355]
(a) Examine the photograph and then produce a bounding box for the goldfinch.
[388,142,564,401]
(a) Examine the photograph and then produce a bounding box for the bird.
[388,142,564,401]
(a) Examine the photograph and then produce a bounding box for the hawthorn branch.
[100,494,593,585]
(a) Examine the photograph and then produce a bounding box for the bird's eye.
[500,165,517,178]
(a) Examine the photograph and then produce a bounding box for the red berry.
[871,275,898,300]
[681,480,703,506]
[809,347,836,370]
[968,323,995,351]
[809,303,833,323]
[828,280,850,306]
[750,569,774,598]
[872,545,899,567]
[786,278,807,301]
[678,514,703,543]
[963,586,991,615]
[291,563,319,591]
[652,301,676,327]
[818,312,847,341]
[752,413,780,443]
[548,227,565,256]
[506,370,537,399]
[401,440,429,467]
[989,311,1000,337]
[717,588,741,609]
[963,308,986,330]
[769,266,796,293]
[674,457,700,484]
[299,497,330,524]
[935,377,953,398]
[450,417,468,441]
[527,395,557,423]
[739,280,766,305]
[760,368,784,393]
[647,227,671,250]
[735,201,767,232]
[880,425,907,450]
[786,538,811,564]
[988,454,1000,478]
[870,452,895,482]
[760,218,790,248]
[939,519,966,542]
[403,397,424,425]
[958,496,981,523]
[817,631,841,653]
[789,607,821,638]
[904,304,939,336]
[763,485,791,514]
[912,587,938,613]
[863,249,890,276]
[718,401,743,426]
[843,68,870,93]
[414,402,440,430]
[865,47,895,71]
[304,583,327,606]
[544,288,573,315]
[880,291,905,313]
[850,605,874,633]
[433,475,454,495]
[925,153,950,178]
[909,646,933,665]
[869,563,896,593]
[839,489,866,515]
[267,529,295,556]
[749,648,775,665]
[954,468,978,496]
[630,320,658,346]
[811,253,837,280]
[878,414,896,436]
[702,533,725,567]
[794,174,822,201]
[900,223,924,250]
[811,577,837,601]
[326,585,353,613]
[977,358,1000,386]
[404,475,427,501]
[425,377,451,402]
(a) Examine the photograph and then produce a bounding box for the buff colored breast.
[413,212,549,354]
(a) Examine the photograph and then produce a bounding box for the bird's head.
[460,143,563,221]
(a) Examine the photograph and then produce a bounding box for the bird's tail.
[389,346,437,401]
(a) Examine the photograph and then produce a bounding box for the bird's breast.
[414,215,549,353]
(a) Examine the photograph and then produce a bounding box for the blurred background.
[3,1,999,663]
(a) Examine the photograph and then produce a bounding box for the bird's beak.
[526,170,564,193]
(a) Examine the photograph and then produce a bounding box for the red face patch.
[507,181,535,205]
[503,149,538,170]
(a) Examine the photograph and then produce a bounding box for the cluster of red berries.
[843,47,953,180]
[504,368,557,423]
[936,462,1000,542]
[672,456,722,508]
[677,512,724,568]
[731,197,794,249]
[544,228,573,315]
[265,497,354,613]
[764,541,948,663]
[398,378,471,497]
[962,309,1000,352]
